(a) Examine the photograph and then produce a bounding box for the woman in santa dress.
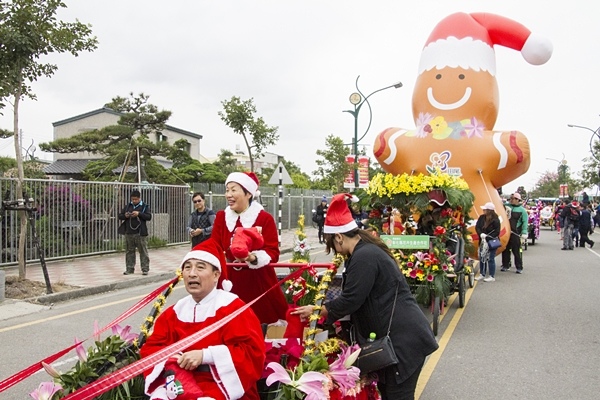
[210,172,288,324]
[141,239,265,400]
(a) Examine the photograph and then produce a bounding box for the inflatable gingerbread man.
[373,12,552,251]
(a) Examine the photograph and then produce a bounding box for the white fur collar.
[173,290,237,323]
[224,201,264,232]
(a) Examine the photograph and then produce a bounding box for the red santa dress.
[211,201,288,324]
[141,289,265,400]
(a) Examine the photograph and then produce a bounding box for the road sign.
[268,162,294,185]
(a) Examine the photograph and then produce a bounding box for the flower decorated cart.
[366,170,475,334]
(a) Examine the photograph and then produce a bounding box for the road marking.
[416,282,478,399]
[0,249,328,334]
[0,287,184,333]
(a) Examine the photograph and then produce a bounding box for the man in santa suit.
[210,171,288,324]
[140,239,265,400]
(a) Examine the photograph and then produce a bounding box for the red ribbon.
[0,276,180,394]
[2,264,334,398]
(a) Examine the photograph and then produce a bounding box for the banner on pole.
[343,155,369,189]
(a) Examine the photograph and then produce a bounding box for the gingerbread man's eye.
[435,74,442,80]
[458,74,465,80]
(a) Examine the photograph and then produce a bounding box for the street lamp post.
[344,75,402,190]
[567,122,600,162]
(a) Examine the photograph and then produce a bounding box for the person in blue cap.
[315,196,328,244]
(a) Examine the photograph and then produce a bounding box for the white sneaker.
[483,276,496,282]
[475,275,485,281]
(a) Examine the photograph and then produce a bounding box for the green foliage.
[218,96,279,173]
[0,0,98,108]
[147,236,167,248]
[213,149,241,176]
[0,156,17,175]
[312,135,350,192]
[53,335,144,399]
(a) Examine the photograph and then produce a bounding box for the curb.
[31,273,177,305]
[27,247,295,305]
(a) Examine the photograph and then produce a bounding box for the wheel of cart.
[430,292,443,336]
[445,226,467,308]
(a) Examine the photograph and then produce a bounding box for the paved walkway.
[1,225,321,305]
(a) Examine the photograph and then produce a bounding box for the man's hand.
[177,350,204,370]
[131,211,139,217]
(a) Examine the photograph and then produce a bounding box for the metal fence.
[0,179,331,266]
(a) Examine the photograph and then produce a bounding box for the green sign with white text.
[380,235,430,249]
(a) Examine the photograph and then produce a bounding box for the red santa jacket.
[141,290,265,400]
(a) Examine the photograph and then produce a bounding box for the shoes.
[569,247,574,250]
[483,276,496,282]
[475,275,485,281]
[500,267,509,272]
[591,241,595,248]
[142,271,149,276]
[123,271,133,275]
[561,247,567,250]
[516,270,523,274]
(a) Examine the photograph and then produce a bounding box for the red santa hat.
[184,239,232,291]
[226,172,259,196]
[324,193,360,234]
[418,12,553,76]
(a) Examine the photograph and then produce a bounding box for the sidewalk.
[1,225,321,307]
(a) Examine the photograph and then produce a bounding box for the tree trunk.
[241,132,254,173]
[12,84,28,279]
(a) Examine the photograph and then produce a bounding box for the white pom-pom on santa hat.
[418,12,552,76]
[323,193,359,234]
[186,239,232,291]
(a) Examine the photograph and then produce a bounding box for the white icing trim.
[383,129,408,165]
[493,131,508,169]
[419,36,496,76]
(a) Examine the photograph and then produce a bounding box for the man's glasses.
[193,200,203,204]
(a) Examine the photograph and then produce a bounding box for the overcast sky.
[1,0,599,194]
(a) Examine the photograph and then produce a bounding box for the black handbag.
[355,284,400,375]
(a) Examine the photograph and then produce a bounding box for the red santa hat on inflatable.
[324,193,360,234]
[226,172,259,196]
[418,12,553,76]
[183,239,232,291]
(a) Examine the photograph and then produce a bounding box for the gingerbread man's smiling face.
[412,67,499,130]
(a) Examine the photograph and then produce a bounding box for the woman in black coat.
[293,193,438,400]
[475,202,501,281]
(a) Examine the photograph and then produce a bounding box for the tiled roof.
[43,159,91,174]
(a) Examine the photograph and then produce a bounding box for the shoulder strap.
[386,283,400,337]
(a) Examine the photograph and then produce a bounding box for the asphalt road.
[1,228,599,399]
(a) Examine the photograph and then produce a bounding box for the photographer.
[118,190,152,275]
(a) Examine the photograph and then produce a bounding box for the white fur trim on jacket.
[209,344,245,399]
[224,201,264,232]
[144,359,167,396]
[247,249,271,269]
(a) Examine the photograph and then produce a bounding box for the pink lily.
[74,337,87,363]
[41,362,61,378]
[427,274,434,282]
[328,346,361,394]
[111,324,138,343]
[265,362,327,399]
[29,381,62,400]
